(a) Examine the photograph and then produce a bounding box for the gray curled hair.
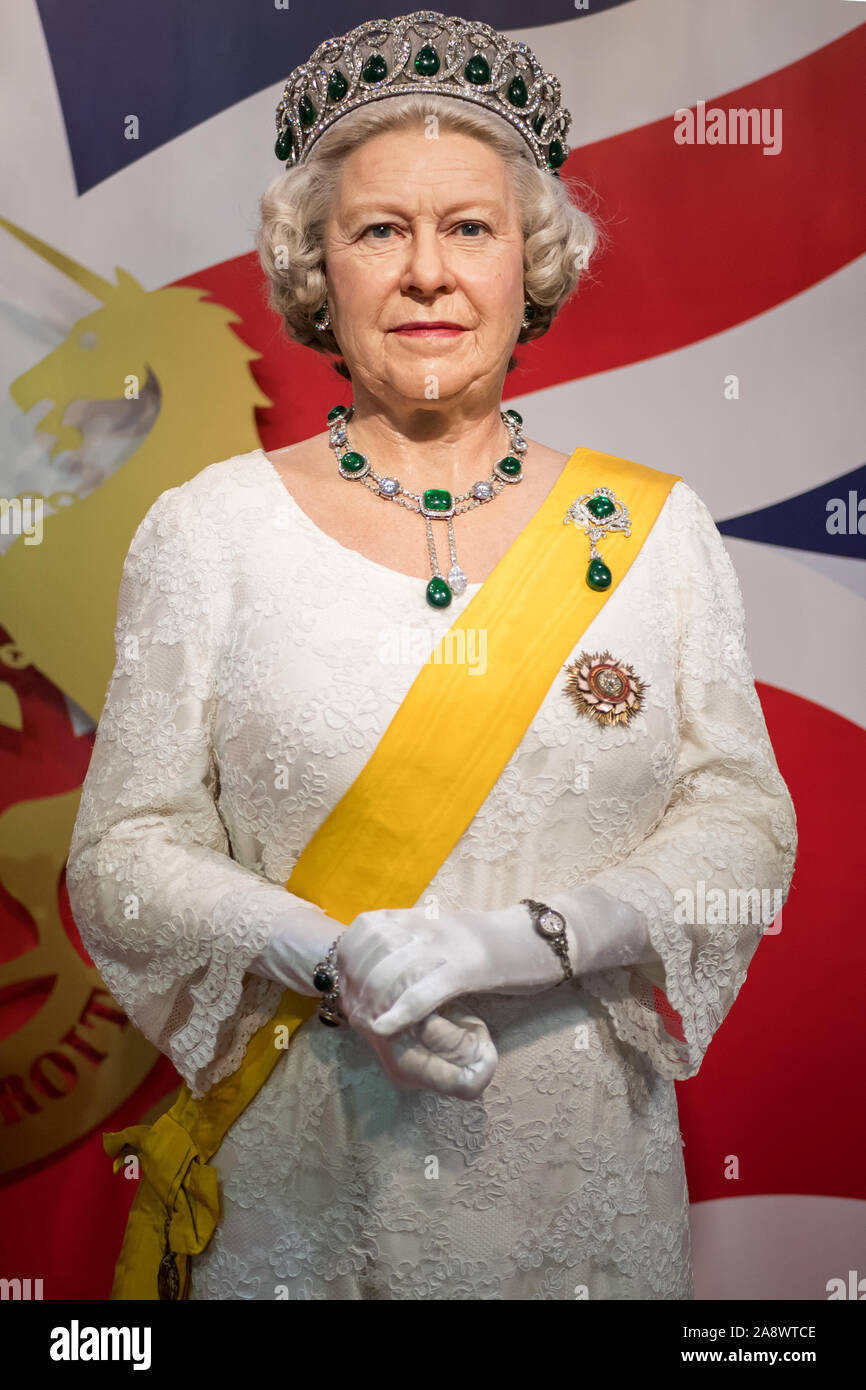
[255,94,604,379]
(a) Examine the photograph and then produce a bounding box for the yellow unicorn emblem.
[0,214,271,722]
[0,216,272,1172]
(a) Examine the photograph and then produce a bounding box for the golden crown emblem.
[274,11,572,175]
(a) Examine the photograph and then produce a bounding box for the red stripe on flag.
[517,24,866,394]
[677,684,866,1205]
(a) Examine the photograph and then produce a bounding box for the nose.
[399,221,457,298]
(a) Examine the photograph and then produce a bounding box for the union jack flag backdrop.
[0,0,863,1300]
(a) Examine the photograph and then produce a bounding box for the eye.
[455,222,488,237]
[362,223,395,240]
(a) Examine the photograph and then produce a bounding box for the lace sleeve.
[577,480,798,1080]
[66,483,290,1098]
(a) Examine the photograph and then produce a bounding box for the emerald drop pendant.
[507,76,528,107]
[464,54,491,84]
[547,139,565,169]
[587,558,612,590]
[563,485,630,596]
[414,44,440,76]
[328,70,348,102]
[426,575,452,608]
[362,54,388,83]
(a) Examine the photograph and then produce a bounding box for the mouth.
[389,322,468,336]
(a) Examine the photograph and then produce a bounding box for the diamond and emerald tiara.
[274,11,572,175]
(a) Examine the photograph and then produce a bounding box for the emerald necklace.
[327,403,527,609]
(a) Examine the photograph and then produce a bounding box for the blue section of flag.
[35,0,634,195]
[718,464,866,560]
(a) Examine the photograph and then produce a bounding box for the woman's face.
[322,127,526,408]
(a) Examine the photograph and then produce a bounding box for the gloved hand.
[337,884,661,1036]
[247,893,499,1098]
[359,1007,499,1100]
[247,893,342,1000]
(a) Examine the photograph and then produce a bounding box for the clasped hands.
[336,901,570,1100]
[256,884,652,1100]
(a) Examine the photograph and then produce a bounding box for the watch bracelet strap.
[520,898,574,983]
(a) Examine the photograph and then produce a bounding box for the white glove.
[247,893,339,999]
[248,894,499,1098]
[359,1007,499,1100]
[337,884,661,1036]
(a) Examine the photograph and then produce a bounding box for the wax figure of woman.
[67,13,797,1300]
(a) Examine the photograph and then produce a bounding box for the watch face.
[537,908,566,938]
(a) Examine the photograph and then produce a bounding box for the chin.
[386,366,479,402]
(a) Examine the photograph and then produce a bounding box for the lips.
[390,322,467,331]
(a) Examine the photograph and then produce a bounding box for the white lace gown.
[66,447,797,1301]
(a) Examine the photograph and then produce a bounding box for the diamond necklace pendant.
[326,404,527,608]
[445,516,467,596]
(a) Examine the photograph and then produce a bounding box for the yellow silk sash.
[103,445,680,1299]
